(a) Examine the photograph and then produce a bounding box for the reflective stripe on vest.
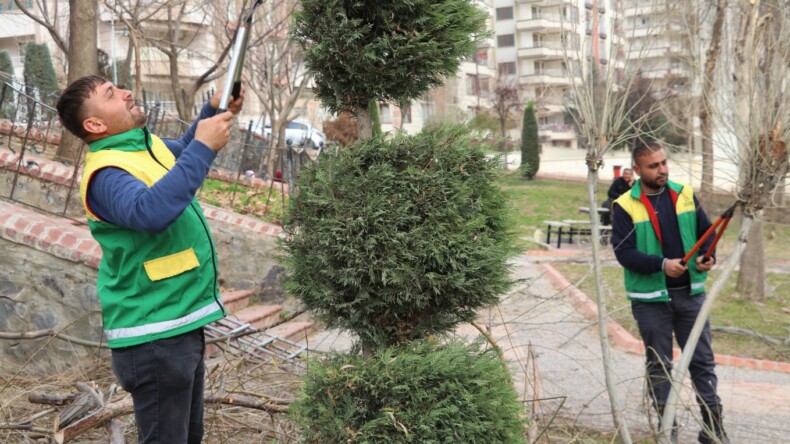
[104,300,223,341]
[627,289,668,300]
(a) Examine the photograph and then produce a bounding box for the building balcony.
[520,69,572,86]
[539,123,576,140]
[518,42,576,60]
[623,2,670,17]
[534,103,565,117]
[627,45,685,59]
[517,14,569,33]
[516,0,574,6]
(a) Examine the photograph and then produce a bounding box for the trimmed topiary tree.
[280,125,516,349]
[520,101,539,179]
[292,0,489,138]
[291,339,527,443]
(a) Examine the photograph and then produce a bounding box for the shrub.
[280,125,516,348]
[291,339,527,443]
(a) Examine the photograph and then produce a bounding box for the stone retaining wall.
[0,197,285,374]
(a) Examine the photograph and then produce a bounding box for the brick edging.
[0,200,101,268]
[0,202,282,271]
[539,262,790,374]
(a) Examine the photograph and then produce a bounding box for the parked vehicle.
[251,120,325,149]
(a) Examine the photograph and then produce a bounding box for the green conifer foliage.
[291,339,527,443]
[0,50,14,78]
[281,125,516,348]
[23,43,59,99]
[292,0,489,114]
[0,51,16,120]
[520,102,540,179]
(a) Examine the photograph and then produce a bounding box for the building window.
[495,7,513,21]
[498,62,516,75]
[474,48,488,66]
[497,34,515,48]
[466,74,479,95]
[401,106,412,124]
[379,103,392,124]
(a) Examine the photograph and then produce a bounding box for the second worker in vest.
[611,141,730,444]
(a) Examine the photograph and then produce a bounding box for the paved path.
[308,252,790,442]
[489,253,790,442]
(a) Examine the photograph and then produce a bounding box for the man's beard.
[642,175,667,190]
[134,111,148,127]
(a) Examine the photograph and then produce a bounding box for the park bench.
[562,219,613,246]
[544,220,571,248]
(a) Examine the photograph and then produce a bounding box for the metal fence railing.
[0,80,319,223]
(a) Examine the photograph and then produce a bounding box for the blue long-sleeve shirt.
[611,187,715,289]
[87,103,217,233]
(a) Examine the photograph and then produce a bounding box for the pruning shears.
[680,202,738,266]
[217,0,264,113]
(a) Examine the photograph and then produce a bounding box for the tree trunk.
[586,164,632,444]
[736,215,765,299]
[356,106,373,140]
[698,0,725,204]
[660,215,752,443]
[55,0,98,162]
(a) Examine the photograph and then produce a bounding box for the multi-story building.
[492,0,621,149]
[621,0,691,89]
[379,0,497,135]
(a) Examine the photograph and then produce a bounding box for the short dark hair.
[56,75,108,141]
[632,140,663,164]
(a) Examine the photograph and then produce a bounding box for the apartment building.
[621,0,691,90]
[379,0,497,135]
[492,0,620,149]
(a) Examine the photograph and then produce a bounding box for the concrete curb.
[539,262,790,374]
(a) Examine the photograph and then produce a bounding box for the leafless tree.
[558,1,674,440]
[102,0,239,120]
[660,0,790,439]
[242,0,310,178]
[490,72,521,138]
[13,0,98,160]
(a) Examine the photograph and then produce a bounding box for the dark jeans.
[111,328,206,444]
[631,289,721,410]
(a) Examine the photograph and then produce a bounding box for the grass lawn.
[498,173,608,241]
[498,171,790,362]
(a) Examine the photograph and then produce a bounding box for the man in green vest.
[611,141,730,444]
[56,76,244,443]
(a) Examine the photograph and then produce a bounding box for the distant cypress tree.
[23,43,59,99]
[0,50,14,78]
[0,51,15,119]
[520,102,540,179]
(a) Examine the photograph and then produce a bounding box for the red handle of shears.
[679,203,737,266]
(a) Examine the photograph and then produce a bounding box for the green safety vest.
[80,127,224,348]
[614,179,707,302]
